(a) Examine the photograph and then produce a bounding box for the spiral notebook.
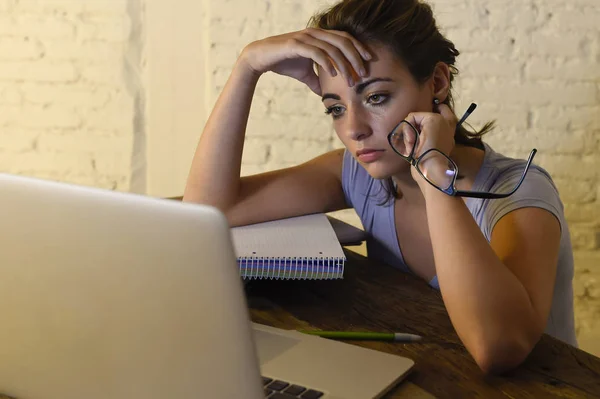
[230,213,346,280]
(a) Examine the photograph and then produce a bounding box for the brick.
[17,0,127,16]
[0,37,43,60]
[458,53,522,78]
[509,129,589,156]
[0,104,80,128]
[246,115,333,141]
[535,154,598,181]
[535,106,600,131]
[242,137,269,164]
[91,173,131,191]
[271,1,316,27]
[212,67,233,88]
[210,17,271,45]
[474,82,597,107]
[77,17,131,43]
[0,128,39,151]
[81,94,134,132]
[554,179,597,204]
[212,0,270,21]
[524,57,557,80]
[541,83,597,106]
[430,3,471,30]
[554,9,599,31]
[0,0,12,12]
[517,32,583,57]
[92,152,131,175]
[36,130,132,153]
[531,106,568,130]
[0,151,95,175]
[488,1,546,30]
[269,138,329,165]
[16,104,81,128]
[257,71,306,92]
[42,40,126,62]
[456,28,514,54]
[0,16,75,39]
[267,88,324,116]
[209,43,243,69]
[560,60,600,81]
[22,83,111,108]
[574,251,600,280]
[0,61,77,83]
[453,101,528,130]
[565,203,600,224]
[440,27,470,51]
[80,64,123,86]
[26,170,130,192]
[571,227,600,250]
[0,104,18,126]
[0,84,22,105]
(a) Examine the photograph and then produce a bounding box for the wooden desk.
[247,249,600,398]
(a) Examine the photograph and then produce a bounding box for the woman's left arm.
[407,104,561,374]
[422,185,560,374]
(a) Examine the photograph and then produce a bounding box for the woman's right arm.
[183,29,371,226]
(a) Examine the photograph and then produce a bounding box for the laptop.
[0,173,414,399]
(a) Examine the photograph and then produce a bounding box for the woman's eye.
[368,94,387,105]
[325,106,345,118]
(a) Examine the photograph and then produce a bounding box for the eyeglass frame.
[386,103,538,199]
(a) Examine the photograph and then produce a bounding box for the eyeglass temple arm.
[453,149,538,199]
[456,103,477,129]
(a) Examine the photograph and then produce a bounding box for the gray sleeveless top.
[341,143,577,346]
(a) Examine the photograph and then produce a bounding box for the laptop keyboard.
[262,376,324,398]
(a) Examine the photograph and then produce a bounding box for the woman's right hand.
[239,28,372,95]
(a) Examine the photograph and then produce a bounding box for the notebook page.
[231,213,345,259]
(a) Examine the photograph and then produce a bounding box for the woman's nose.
[345,109,372,141]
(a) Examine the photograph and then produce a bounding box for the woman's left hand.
[404,104,457,188]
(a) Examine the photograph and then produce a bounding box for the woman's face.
[319,44,434,179]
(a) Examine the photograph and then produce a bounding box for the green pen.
[299,330,422,342]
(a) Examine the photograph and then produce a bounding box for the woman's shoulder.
[476,143,565,236]
[481,143,559,199]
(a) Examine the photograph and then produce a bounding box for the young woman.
[183,0,576,374]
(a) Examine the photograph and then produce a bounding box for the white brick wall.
[0,0,138,190]
[205,0,600,353]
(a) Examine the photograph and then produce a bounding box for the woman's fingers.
[326,29,372,61]
[404,109,457,157]
[299,34,359,85]
[436,104,458,130]
[290,38,337,77]
[305,28,370,80]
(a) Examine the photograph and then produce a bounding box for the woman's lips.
[356,149,385,163]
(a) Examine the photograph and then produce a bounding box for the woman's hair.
[308,0,494,201]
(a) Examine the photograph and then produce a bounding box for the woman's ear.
[431,62,451,102]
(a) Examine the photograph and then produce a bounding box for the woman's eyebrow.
[322,93,340,101]
[321,77,395,101]
[355,77,394,94]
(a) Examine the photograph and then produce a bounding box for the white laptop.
[0,174,414,399]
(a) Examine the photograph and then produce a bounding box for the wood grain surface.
[247,249,600,398]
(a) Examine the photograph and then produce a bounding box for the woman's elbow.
[472,332,540,375]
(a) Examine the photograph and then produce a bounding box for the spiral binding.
[238,256,345,280]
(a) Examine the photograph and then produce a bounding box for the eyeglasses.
[387,103,537,199]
